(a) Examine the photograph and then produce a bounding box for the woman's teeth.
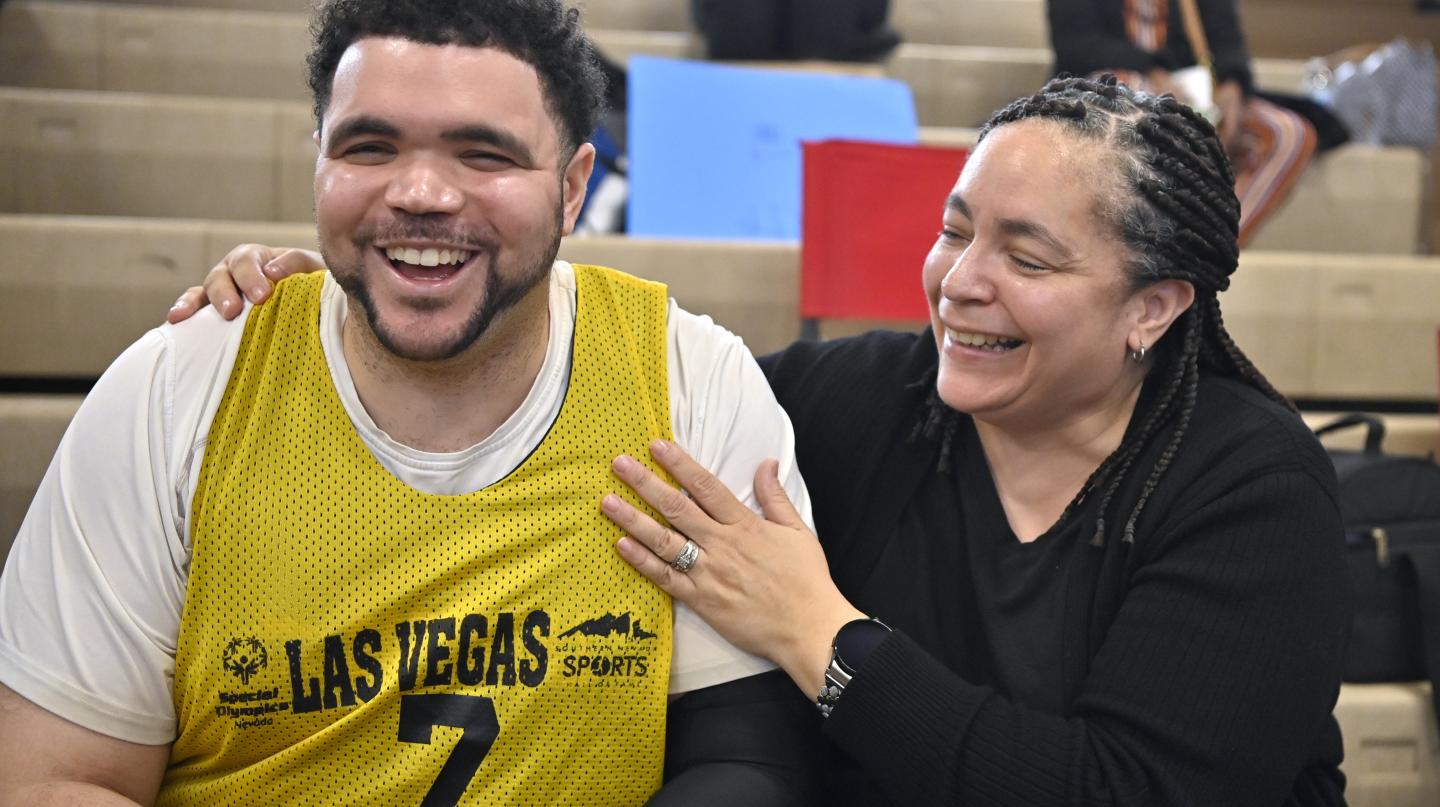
[947,329,1024,351]
[384,247,471,267]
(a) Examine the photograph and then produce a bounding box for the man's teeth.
[384,247,472,267]
[947,329,1023,351]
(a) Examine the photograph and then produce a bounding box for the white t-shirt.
[0,262,810,746]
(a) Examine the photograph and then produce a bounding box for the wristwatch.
[816,617,892,718]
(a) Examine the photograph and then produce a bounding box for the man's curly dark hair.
[307,0,606,157]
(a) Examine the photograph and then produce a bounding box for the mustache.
[353,217,497,251]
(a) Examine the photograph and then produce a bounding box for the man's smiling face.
[313,36,592,362]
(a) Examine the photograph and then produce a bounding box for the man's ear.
[560,142,597,237]
[1130,278,1196,353]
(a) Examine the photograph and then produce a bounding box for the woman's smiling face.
[923,120,1151,431]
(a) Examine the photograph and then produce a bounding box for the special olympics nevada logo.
[222,637,268,685]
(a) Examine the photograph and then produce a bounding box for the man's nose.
[384,156,464,215]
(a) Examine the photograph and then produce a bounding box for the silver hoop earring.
[1129,340,1147,364]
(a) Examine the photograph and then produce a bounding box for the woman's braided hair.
[913,74,1291,546]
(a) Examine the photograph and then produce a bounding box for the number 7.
[398,693,501,807]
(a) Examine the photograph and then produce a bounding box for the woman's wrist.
[777,603,867,698]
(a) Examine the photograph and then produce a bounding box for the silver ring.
[669,539,700,573]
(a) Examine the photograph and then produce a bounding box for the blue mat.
[627,57,918,240]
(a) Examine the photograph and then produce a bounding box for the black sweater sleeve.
[1048,0,1157,78]
[821,458,1348,805]
[1200,0,1255,95]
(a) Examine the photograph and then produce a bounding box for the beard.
[325,209,563,362]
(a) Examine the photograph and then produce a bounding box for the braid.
[907,369,961,470]
[1082,307,1196,544]
[1123,305,1203,542]
[941,74,1289,546]
[1200,294,1295,411]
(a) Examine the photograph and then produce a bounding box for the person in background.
[690,0,900,62]
[171,75,1350,806]
[1048,0,1317,246]
[0,0,821,804]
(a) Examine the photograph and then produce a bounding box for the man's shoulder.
[554,259,751,381]
[666,299,746,359]
[97,304,255,479]
[568,261,667,293]
[156,304,253,402]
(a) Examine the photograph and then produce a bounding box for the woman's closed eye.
[939,228,973,246]
[1009,254,1051,272]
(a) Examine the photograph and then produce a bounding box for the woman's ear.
[1129,279,1196,352]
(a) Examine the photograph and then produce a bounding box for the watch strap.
[816,617,890,717]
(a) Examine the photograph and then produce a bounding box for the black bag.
[1254,90,1351,153]
[1316,414,1440,722]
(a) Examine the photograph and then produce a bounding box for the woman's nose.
[939,244,994,304]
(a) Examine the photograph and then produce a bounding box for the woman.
[172,77,1348,805]
[1047,0,1318,246]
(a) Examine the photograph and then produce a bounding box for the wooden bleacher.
[920,127,1427,255]
[0,88,314,221]
[1240,0,1440,62]
[2,215,1436,399]
[3,1,1426,252]
[0,2,693,99]
[0,89,1425,250]
[2,215,1437,540]
[12,0,1420,249]
[1333,683,1440,806]
[0,2,1319,122]
[62,0,1433,57]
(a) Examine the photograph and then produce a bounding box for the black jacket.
[759,330,1348,806]
[1048,0,1256,95]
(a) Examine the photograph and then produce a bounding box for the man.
[0,1,818,804]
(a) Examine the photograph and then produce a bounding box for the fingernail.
[218,299,231,312]
[613,455,637,474]
[169,300,184,310]
[650,439,669,456]
[601,494,621,514]
[252,286,268,299]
